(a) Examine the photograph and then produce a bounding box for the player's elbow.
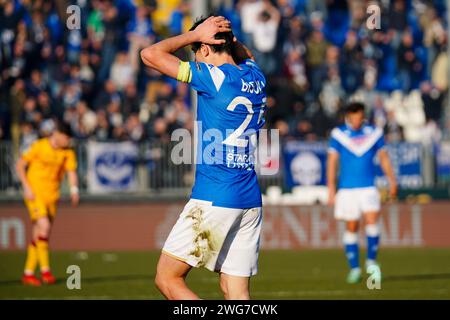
[140,47,157,68]
[140,48,150,64]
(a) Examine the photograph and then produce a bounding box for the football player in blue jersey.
[141,16,266,299]
[327,102,397,284]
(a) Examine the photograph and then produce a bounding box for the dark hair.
[260,10,271,20]
[189,15,235,54]
[345,102,365,114]
[55,121,73,138]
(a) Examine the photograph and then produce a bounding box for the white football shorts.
[162,199,263,277]
[334,187,381,221]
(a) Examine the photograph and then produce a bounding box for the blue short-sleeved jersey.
[188,59,266,208]
[328,123,385,189]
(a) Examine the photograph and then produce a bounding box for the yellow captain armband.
[177,61,192,83]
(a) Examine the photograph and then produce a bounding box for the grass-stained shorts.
[163,199,263,277]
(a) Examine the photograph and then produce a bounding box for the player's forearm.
[326,154,338,192]
[15,159,30,188]
[327,170,337,192]
[147,31,199,55]
[380,154,396,186]
[67,170,79,194]
[67,170,80,206]
[140,31,199,77]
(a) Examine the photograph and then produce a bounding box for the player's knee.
[220,276,250,300]
[219,277,229,299]
[343,230,358,245]
[36,218,51,237]
[154,272,168,293]
[346,220,359,233]
[364,215,379,225]
[226,289,250,300]
[365,223,380,237]
[155,271,177,297]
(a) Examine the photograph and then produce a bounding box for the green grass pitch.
[1,248,449,299]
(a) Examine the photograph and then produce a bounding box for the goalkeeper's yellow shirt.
[21,138,77,203]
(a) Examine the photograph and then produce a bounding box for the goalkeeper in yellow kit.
[16,122,79,286]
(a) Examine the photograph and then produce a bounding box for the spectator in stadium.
[237,0,264,49]
[421,81,444,123]
[421,118,442,147]
[384,110,404,143]
[394,90,426,143]
[388,0,408,49]
[19,121,38,153]
[319,65,345,119]
[0,0,447,154]
[8,79,27,144]
[125,113,145,142]
[431,44,449,92]
[0,1,23,64]
[97,0,120,83]
[110,52,135,91]
[127,5,154,76]
[71,101,98,139]
[21,97,41,127]
[276,0,297,48]
[310,102,334,139]
[283,48,308,92]
[123,82,141,115]
[66,28,82,65]
[282,16,308,91]
[107,100,124,140]
[306,29,329,96]
[94,109,112,141]
[369,95,388,130]
[397,30,421,92]
[169,1,192,36]
[79,51,95,84]
[36,92,53,119]
[93,79,121,111]
[27,70,47,97]
[251,0,281,75]
[340,30,364,93]
[423,8,446,75]
[62,81,82,110]
[6,40,27,82]
[152,117,170,142]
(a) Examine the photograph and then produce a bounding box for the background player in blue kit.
[327,102,397,284]
[141,16,266,299]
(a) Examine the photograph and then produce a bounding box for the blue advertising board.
[374,143,422,188]
[283,141,423,189]
[436,142,450,183]
[283,141,328,187]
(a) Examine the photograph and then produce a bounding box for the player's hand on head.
[193,16,231,45]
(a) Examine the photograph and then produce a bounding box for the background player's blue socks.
[343,231,359,269]
[366,224,380,263]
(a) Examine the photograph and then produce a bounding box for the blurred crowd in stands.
[0,0,448,153]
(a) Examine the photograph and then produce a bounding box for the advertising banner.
[87,141,138,193]
[283,141,422,188]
